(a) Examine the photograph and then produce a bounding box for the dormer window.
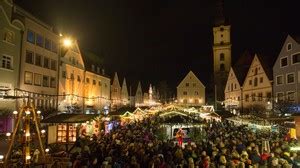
[287,43,292,51]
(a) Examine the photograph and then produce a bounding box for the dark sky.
[15,0,300,91]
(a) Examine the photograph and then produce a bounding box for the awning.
[41,113,99,123]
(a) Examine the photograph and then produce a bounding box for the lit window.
[45,38,51,50]
[1,55,12,69]
[43,76,49,87]
[34,73,42,86]
[287,73,295,84]
[27,30,35,43]
[292,53,300,64]
[51,60,57,71]
[50,77,56,88]
[276,76,283,85]
[36,34,44,47]
[25,50,34,64]
[280,57,288,67]
[24,71,33,84]
[44,57,50,69]
[35,54,42,67]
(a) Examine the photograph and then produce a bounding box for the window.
[35,54,42,67]
[266,92,272,101]
[93,80,96,85]
[51,60,57,71]
[287,73,295,84]
[25,50,34,64]
[228,85,230,91]
[43,57,50,69]
[193,83,196,87]
[234,83,237,89]
[57,124,76,143]
[98,81,102,86]
[50,77,56,88]
[238,96,240,101]
[77,75,81,82]
[185,83,189,87]
[220,64,225,71]
[195,91,199,95]
[27,30,35,43]
[62,71,66,78]
[254,77,258,87]
[86,78,90,83]
[251,93,256,101]
[260,77,263,83]
[34,73,42,86]
[36,34,44,47]
[52,42,58,53]
[220,34,223,37]
[183,91,187,95]
[4,31,14,43]
[1,55,12,69]
[105,83,107,87]
[287,43,292,51]
[280,57,288,67]
[220,53,225,61]
[245,94,249,102]
[249,80,252,85]
[258,93,263,101]
[254,68,258,75]
[43,76,49,87]
[277,92,284,102]
[45,38,51,50]
[231,83,233,91]
[287,91,295,102]
[70,73,74,80]
[292,53,300,64]
[276,75,283,85]
[24,71,33,84]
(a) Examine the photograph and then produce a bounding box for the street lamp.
[63,38,72,48]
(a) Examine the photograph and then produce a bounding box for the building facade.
[242,54,273,112]
[58,40,85,113]
[16,6,60,110]
[121,78,129,105]
[177,71,205,106]
[111,72,121,107]
[273,35,300,107]
[0,0,24,132]
[134,81,143,106]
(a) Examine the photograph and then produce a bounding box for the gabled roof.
[112,72,121,87]
[232,51,254,85]
[177,71,205,88]
[256,53,276,81]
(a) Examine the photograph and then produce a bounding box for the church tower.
[213,0,231,102]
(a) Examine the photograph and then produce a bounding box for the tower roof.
[214,0,229,26]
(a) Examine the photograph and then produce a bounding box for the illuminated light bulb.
[13,111,18,115]
[6,132,11,137]
[41,130,46,134]
[25,111,31,115]
[37,110,41,114]
[45,148,49,153]
[25,133,30,137]
[26,155,31,160]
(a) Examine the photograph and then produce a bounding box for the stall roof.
[41,113,99,123]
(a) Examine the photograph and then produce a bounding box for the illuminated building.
[111,72,121,107]
[177,71,205,106]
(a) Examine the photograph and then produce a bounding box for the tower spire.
[215,0,226,26]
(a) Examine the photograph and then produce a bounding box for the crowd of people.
[67,116,300,168]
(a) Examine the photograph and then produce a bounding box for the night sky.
[15,0,300,92]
